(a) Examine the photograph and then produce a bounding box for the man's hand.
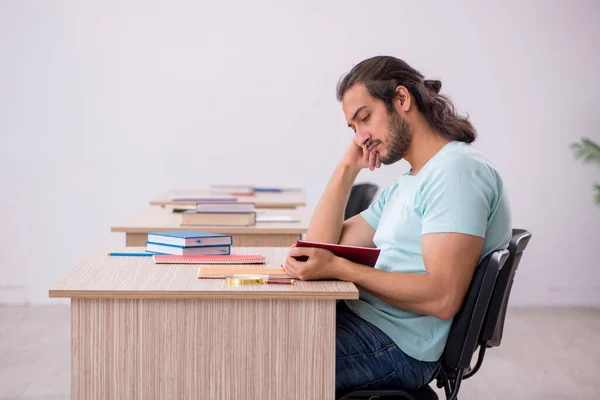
[340,135,381,172]
[283,246,342,280]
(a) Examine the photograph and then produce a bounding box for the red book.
[294,240,381,267]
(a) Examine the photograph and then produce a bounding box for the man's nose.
[356,131,372,146]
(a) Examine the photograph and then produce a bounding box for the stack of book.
[181,201,257,226]
[146,231,233,255]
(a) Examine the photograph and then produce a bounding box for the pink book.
[153,254,266,265]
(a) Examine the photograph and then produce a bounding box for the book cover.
[294,240,381,267]
[146,243,231,256]
[147,231,233,247]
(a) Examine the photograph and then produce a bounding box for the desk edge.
[48,289,359,300]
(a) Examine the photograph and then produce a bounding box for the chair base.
[337,384,439,400]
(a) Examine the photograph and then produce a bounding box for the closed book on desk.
[146,243,231,256]
[147,231,233,247]
[181,211,257,226]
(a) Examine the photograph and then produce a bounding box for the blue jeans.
[336,301,440,394]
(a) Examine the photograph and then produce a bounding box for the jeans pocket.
[364,320,394,346]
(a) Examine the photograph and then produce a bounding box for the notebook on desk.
[153,254,266,265]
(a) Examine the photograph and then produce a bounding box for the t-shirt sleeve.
[359,185,391,230]
[418,157,496,237]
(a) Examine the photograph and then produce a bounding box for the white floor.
[0,305,599,399]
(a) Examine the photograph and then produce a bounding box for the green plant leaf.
[595,184,600,206]
[571,138,600,165]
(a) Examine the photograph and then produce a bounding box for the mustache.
[364,138,382,151]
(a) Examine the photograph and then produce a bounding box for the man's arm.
[334,232,483,320]
[304,167,377,248]
[338,215,376,248]
[304,164,359,244]
[305,136,381,245]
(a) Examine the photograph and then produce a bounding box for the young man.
[283,56,512,393]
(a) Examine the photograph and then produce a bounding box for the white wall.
[1,0,599,305]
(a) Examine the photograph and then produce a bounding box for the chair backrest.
[480,229,532,347]
[344,183,379,220]
[441,248,509,373]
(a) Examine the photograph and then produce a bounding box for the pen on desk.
[107,252,154,257]
[266,278,296,285]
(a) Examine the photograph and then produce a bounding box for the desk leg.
[125,233,302,247]
[71,298,336,400]
[125,233,147,246]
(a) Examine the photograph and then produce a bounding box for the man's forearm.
[304,164,359,243]
[335,258,449,319]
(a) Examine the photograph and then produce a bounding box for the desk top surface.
[111,207,311,234]
[49,247,358,300]
[150,189,307,208]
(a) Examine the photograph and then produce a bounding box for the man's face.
[342,83,412,165]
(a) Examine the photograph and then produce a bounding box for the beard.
[379,108,413,165]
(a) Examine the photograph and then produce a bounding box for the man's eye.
[362,114,371,123]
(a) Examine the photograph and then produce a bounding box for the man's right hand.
[340,135,381,172]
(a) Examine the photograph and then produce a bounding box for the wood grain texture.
[49,247,359,300]
[72,297,336,400]
[125,232,302,247]
[150,189,307,209]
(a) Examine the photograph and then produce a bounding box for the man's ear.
[395,86,412,112]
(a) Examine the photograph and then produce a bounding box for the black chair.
[344,183,379,220]
[338,229,532,400]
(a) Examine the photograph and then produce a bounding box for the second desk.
[111,207,311,247]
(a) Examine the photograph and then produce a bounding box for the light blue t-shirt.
[346,141,511,362]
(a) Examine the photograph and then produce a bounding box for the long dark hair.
[336,56,477,143]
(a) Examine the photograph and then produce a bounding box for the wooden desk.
[49,247,358,400]
[150,189,307,209]
[111,207,311,247]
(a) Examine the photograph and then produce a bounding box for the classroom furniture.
[111,207,311,247]
[338,229,532,400]
[344,183,379,220]
[150,189,307,209]
[49,247,358,399]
